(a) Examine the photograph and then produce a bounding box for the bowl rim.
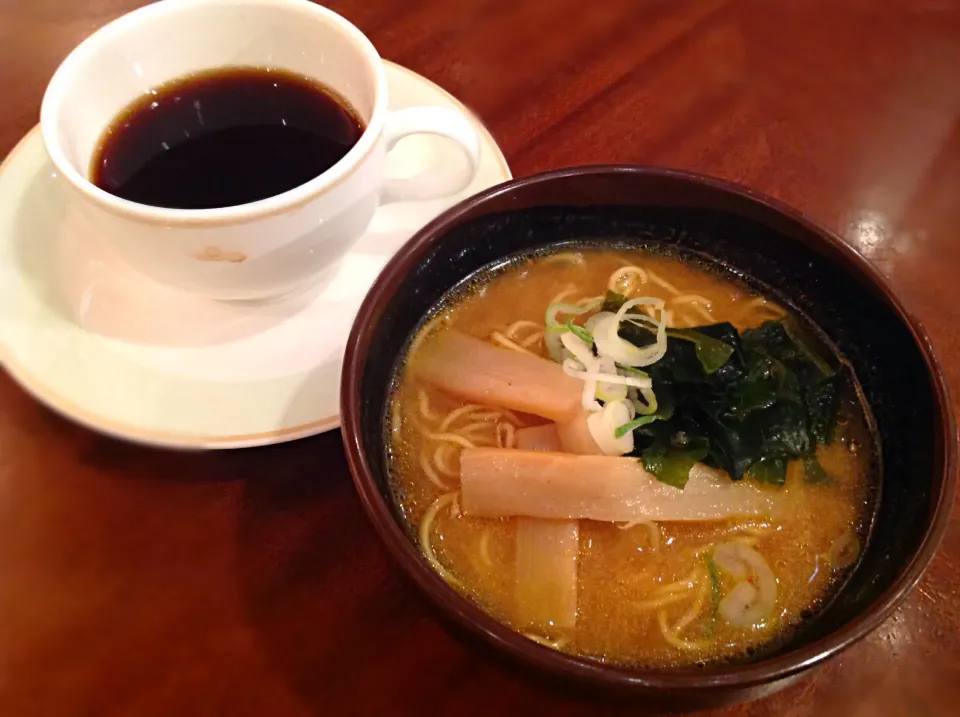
[340,164,957,691]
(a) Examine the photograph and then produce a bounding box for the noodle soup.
[387,248,876,668]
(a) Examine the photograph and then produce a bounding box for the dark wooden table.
[2,1,959,715]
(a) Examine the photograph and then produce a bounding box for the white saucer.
[0,61,510,450]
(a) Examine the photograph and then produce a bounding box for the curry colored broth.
[387,248,875,668]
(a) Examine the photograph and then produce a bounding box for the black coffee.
[91,67,366,209]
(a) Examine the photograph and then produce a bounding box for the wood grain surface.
[1,1,959,715]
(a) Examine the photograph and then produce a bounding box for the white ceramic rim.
[39,0,388,227]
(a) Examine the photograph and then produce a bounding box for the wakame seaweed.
[604,291,841,488]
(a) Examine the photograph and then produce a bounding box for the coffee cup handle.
[380,106,482,203]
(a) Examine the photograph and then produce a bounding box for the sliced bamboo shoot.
[513,423,579,631]
[556,411,604,455]
[460,449,781,522]
[515,519,579,631]
[413,331,582,422]
[514,423,563,452]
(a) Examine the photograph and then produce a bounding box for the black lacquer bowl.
[340,166,956,709]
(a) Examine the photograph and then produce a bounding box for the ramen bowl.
[339,166,956,708]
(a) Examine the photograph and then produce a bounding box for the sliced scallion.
[566,319,593,345]
[614,414,659,439]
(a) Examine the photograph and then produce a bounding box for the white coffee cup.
[40,0,481,301]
